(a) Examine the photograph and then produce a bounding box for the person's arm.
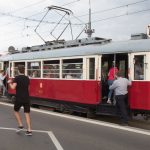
[7,79,17,90]
[128,73,132,86]
[3,74,7,80]
[0,75,4,80]
[0,73,7,80]
[109,80,117,90]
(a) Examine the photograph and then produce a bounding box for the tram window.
[62,58,83,79]
[89,58,95,79]
[43,60,60,78]
[14,62,25,76]
[134,55,144,80]
[27,61,41,78]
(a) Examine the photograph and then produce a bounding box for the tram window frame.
[134,55,145,80]
[62,58,83,79]
[43,60,60,78]
[27,61,41,78]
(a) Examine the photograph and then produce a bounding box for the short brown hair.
[116,70,123,77]
[18,65,25,74]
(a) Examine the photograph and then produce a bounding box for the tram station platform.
[0,101,150,150]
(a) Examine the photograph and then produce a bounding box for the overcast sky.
[0,0,150,53]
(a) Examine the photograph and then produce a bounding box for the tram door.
[101,53,128,103]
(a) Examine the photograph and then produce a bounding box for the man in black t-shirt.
[8,65,32,136]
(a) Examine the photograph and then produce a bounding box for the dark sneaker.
[16,126,24,133]
[25,131,32,136]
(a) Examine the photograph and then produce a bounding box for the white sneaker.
[107,99,111,104]
[16,126,24,133]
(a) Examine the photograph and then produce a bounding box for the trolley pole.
[85,0,94,38]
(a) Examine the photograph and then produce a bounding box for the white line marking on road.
[0,127,16,131]
[1,102,150,136]
[48,131,64,150]
[0,126,64,150]
[0,126,49,133]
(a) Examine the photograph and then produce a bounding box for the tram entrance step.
[96,104,117,116]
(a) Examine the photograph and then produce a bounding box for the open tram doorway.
[101,53,128,104]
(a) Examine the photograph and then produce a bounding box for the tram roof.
[1,38,150,61]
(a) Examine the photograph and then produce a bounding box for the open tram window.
[43,60,60,78]
[62,58,83,79]
[27,61,41,78]
[134,55,144,80]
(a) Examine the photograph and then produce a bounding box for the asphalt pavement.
[0,101,150,150]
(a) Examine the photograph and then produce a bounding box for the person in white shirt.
[0,70,7,96]
[109,71,132,125]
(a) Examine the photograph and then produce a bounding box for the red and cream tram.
[1,34,150,118]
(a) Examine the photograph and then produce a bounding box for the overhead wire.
[92,7,150,23]
[1,11,149,41]
[0,0,147,27]
[0,0,150,46]
[0,0,82,42]
[76,0,150,18]
[4,0,49,14]
[0,0,81,27]
[0,0,49,25]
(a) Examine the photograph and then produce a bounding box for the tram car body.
[1,34,150,117]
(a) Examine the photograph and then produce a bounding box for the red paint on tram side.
[8,79,150,111]
[129,81,150,110]
[30,79,101,104]
[8,79,101,105]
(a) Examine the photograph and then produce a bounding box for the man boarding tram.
[109,71,132,125]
